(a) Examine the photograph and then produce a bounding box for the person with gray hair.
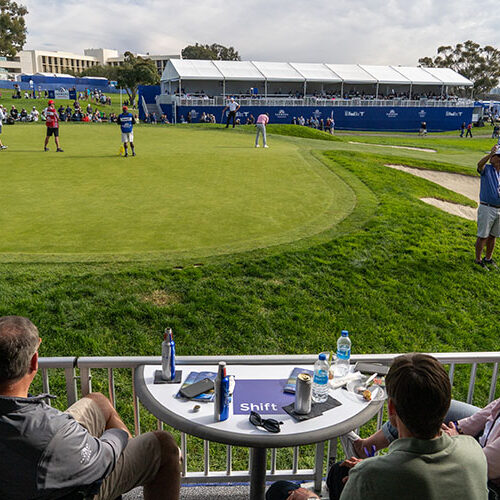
[0,316,181,500]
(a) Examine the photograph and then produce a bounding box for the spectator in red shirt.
[44,100,63,152]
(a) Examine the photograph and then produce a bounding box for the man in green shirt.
[339,354,488,500]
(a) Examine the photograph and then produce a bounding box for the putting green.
[0,124,355,261]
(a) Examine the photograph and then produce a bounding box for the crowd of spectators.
[171,86,463,103]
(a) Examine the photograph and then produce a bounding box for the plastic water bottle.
[312,353,329,403]
[334,330,351,378]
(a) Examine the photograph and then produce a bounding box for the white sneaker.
[264,145,269,148]
[339,431,362,459]
[255,144,260,148]
[0,145,7,150]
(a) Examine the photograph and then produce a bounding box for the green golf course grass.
[0,123,353,261]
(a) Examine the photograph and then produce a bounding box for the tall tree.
[115,52,160,106]
[0,0,28,57]
[181,43,240,61]
[419,40,500,95]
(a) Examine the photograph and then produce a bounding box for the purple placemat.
[232,379,295,415]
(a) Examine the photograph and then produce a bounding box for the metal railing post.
[64,366,78,406]
[80,367,92,396]
[313,442,325,492]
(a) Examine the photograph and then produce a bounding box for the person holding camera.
[475,145,500,270]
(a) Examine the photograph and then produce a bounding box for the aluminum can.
[295,373,312,414]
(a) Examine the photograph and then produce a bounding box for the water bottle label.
[313,371,328,385]
[337,347,351,360]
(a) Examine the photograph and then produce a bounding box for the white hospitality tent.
[289,63,341,95]
[161,59,473,98]
[421,67,473,87]
[359,65,410,96]
[251,61,305,95]
[212,60,265,95]
[162,59,224,96]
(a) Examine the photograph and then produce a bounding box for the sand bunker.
[385,164,478,221]
[349,141,436,153]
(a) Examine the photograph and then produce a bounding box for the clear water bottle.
[334,330,351,378]
[312,353,329,403]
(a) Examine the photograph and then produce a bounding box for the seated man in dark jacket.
[0,316,181,500]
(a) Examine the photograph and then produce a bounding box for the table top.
[135,364,384,448]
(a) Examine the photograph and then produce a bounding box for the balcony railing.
[172,96,475,108]
[38,352,500,492]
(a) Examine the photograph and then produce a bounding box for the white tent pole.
[265,80,267,98]
[179,79,181,96]
[376,82,379,98]
[409,83,412,99]
[341,82,344,98]
[223,79,225,98]
[303,80,307,97]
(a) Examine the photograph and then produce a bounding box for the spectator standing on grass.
[466,122,473,138]
[223,97,240,128]
[117,105,136,157]
[0,106,7,150]
[0,316,181,500]
[474,145,500,270]
[255,112,269,148]
[44,100,63,152]
[460,122,466,137]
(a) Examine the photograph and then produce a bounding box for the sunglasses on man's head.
[249,411,283,433]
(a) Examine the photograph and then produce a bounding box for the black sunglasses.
[249,411,283,433]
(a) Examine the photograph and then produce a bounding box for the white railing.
[38,352,500,492]
[174,96,475,108]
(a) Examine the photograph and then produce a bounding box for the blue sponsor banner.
[175,105,473,132]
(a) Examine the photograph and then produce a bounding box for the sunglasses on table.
[249,411,283,433]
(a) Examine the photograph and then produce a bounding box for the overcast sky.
[24,0,500,65]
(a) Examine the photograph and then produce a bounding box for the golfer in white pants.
[255,113,269,148]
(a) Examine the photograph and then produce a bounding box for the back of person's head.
[0,316,40,386]
[386,353,451,439]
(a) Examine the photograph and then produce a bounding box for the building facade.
[5,48,180,79]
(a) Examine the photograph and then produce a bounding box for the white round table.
[135,364,384,500]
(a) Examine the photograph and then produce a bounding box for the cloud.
[23,0,500,65]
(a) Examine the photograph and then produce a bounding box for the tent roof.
[288,63,341,82]
[324,64,377,84]
[359,65,410,84]
[161,59,473,87]
[250,61,305,82]
[163,59,223,81]
[212,60,265,81]
[421,67,473,86]
[390,66,442,85]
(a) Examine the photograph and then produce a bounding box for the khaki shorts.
[66,397,162,500]
[477,204,500,238]
[121,132,134,143]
